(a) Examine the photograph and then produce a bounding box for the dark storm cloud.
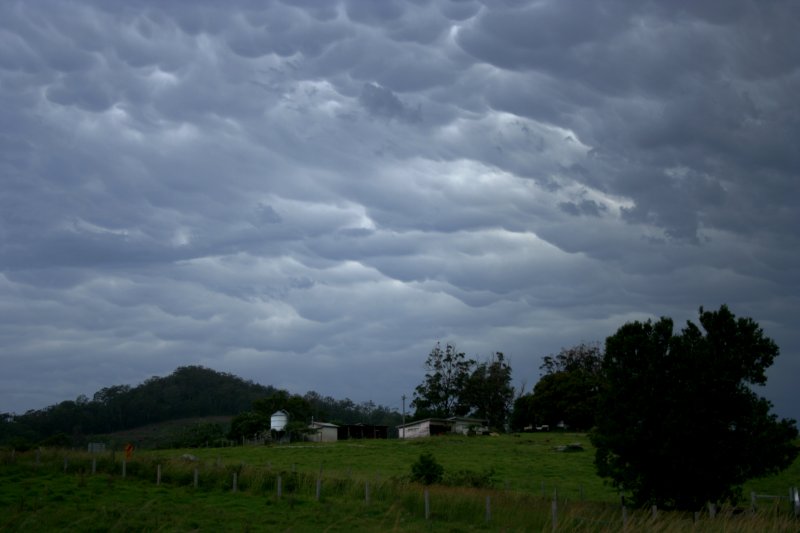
[0,0,797,422]
[559,199,607,218]
[359,82,420,121]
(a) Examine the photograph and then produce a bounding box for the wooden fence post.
[156,464,161,485]
[63,457,68,473]
[91,458,96,475]
[708,502,716,518]
[651,505,657,520]
[277,475,282,499]
[551,496,557,532]
[232,472,238,493]
[750,491,756,514]
[485,495,491,523]
[193,467,198,488]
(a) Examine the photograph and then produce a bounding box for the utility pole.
[401,394,406,439]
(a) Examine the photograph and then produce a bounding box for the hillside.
[0,366,275,448]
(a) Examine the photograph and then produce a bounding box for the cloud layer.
[1,0,798,420]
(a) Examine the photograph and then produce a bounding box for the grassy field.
[2,433,798,531]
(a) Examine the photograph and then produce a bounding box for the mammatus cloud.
[1,0,797,422]
[359,83,420,122]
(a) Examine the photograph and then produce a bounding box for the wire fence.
[4,447,798,531]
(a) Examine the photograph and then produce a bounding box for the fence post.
[651,505,657,520]
[424,489,430,520]
[792,487,799,518]
[485,495,491,523]
[277,475,282,499]
[619,495,627,531]
[750,491,756,514]
[551,496,557,532]
[91,458,96,475]
[708,502,716,519]
[63,457,68,473]
[193,467,198,488]
[232,472,238,493]
[315,476,321,501]
[365,481,370,504]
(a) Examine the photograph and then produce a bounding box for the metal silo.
[270,409,289,431]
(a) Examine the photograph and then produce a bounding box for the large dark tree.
[412,342,475,419]
[591,305,798,511]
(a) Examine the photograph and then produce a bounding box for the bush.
[443,467,495,488]
[410,452,444,485]
[39,433,72,448]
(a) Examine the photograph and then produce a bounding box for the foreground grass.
[2,433,798,531]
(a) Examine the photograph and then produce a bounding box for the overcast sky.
[2,0,798,422]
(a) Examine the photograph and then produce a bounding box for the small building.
[338,423,389,440]
[308,421,339,443]
[450,417,489,436]
[397,417,489,439]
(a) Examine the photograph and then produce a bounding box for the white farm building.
[397,417,489,439]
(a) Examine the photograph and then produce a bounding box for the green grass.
[2,433,798,531]
[175,432,617,501]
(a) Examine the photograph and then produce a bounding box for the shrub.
[443,467,495,488]
[410,452,444,485]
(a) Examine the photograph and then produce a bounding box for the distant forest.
[0,366,402,448]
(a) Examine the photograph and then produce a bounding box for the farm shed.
[308,421,339,443]
[450,417,489,435]
[397,417,489,439]
[337,423,389,440]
